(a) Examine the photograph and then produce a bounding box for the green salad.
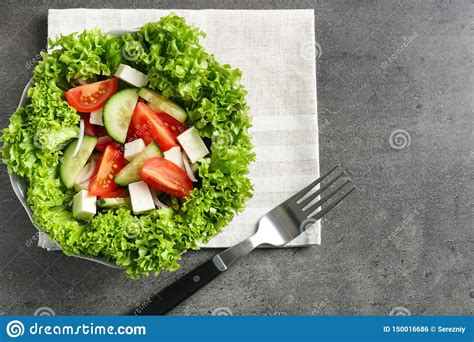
[1,14,255,278]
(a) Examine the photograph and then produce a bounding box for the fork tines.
[292,165,354,220]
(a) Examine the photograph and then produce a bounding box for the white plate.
[9,79,120,269]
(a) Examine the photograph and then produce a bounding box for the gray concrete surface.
[0,0,472,316]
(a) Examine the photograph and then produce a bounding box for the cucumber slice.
[115,142,162,186]
[103,88,139,143]
[60,135,98,189]
[138,87,188,123]
[97,197,131,208]
[73,181,89,192]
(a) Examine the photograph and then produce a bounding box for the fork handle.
[129,258,222,315]
[212,234,263,271]
[129,234,262,315]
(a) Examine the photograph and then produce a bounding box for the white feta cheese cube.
[72,190,97,221]
[114,64,149,88]
[124,138,146,161]
[129,181,155,214]
[164,146,185,170]
[177,127,209,163]
[90,108,104,126]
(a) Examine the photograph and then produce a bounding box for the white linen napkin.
[45,9,320,248]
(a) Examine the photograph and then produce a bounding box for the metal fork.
[130,165,354,315]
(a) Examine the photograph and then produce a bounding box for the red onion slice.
[182,152,197,182]
[150,189,168,209]
[76,78,88,85]
[72,119,85,157]
[78,158,97,184]
[97,135,113,146]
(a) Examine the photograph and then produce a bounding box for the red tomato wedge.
[140,157,193,198]
[126,119,152,143]
[65,78,118,112]
[131,102,177,151]
[155,112,188,138]
[88,145,126,197]
[125,121,139,143]
[98,188,129,199]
